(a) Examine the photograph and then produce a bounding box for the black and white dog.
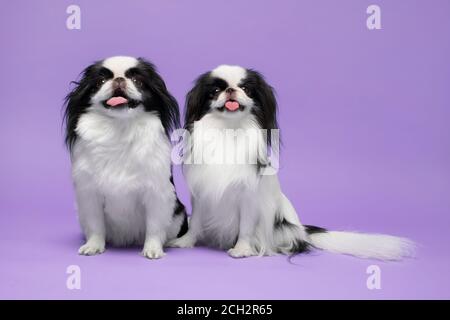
[64,56,187,259]
[169,65,414,260]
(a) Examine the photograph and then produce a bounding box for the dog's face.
[185,65,278,131]
[207,65,254,114]
[89,56,146,113]
[64,56,179,149]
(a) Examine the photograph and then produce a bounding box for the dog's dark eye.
[213,87,221,94]
[131,77,142,87]
[97,78,107,87]
[240,85,250,94]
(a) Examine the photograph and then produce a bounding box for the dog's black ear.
[63,62,102,151]
[247,70,279,146]
[184,72,210,130]
[137,58,180,136]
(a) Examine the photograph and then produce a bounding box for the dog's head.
[185,65,278,132]
[64,56,179,149]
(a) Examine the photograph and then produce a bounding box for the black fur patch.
[127,58,180,137]
[274,216,294,230]
[274,217,326,255]
[173,198,188,238]
[274,216,309,254]
[304,224,327,234]
[290,238,310,254]
[184,72,228,130]
[63,61,111,150]
[177,214,189,238]
[242,69,279,147]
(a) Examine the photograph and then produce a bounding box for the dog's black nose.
[112,77,127,90]
[226,88,235,94]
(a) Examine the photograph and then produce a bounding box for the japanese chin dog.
[64,56,187,259]
[169,65,415,260]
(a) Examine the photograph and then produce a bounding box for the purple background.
[1,0,449,299]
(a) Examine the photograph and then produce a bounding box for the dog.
[169,64,415,260]
[64,56,187,259]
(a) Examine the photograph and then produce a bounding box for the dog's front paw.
[167,235,196,248]
[142,244,166,259]
[78,240,105,256]
[228,243,256,258]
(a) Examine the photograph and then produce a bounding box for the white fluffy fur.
[71,56,182,259]
[308,232,415,261]
[102,56,138,76]
[170,65,415,261]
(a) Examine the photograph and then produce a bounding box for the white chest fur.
[184,113,267,200]
[71,111,172,195]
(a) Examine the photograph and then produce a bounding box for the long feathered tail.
[304,226,415,261]
[277,194,415,261]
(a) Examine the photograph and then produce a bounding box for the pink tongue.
[225,101,239,111]
[106,96,128,107]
